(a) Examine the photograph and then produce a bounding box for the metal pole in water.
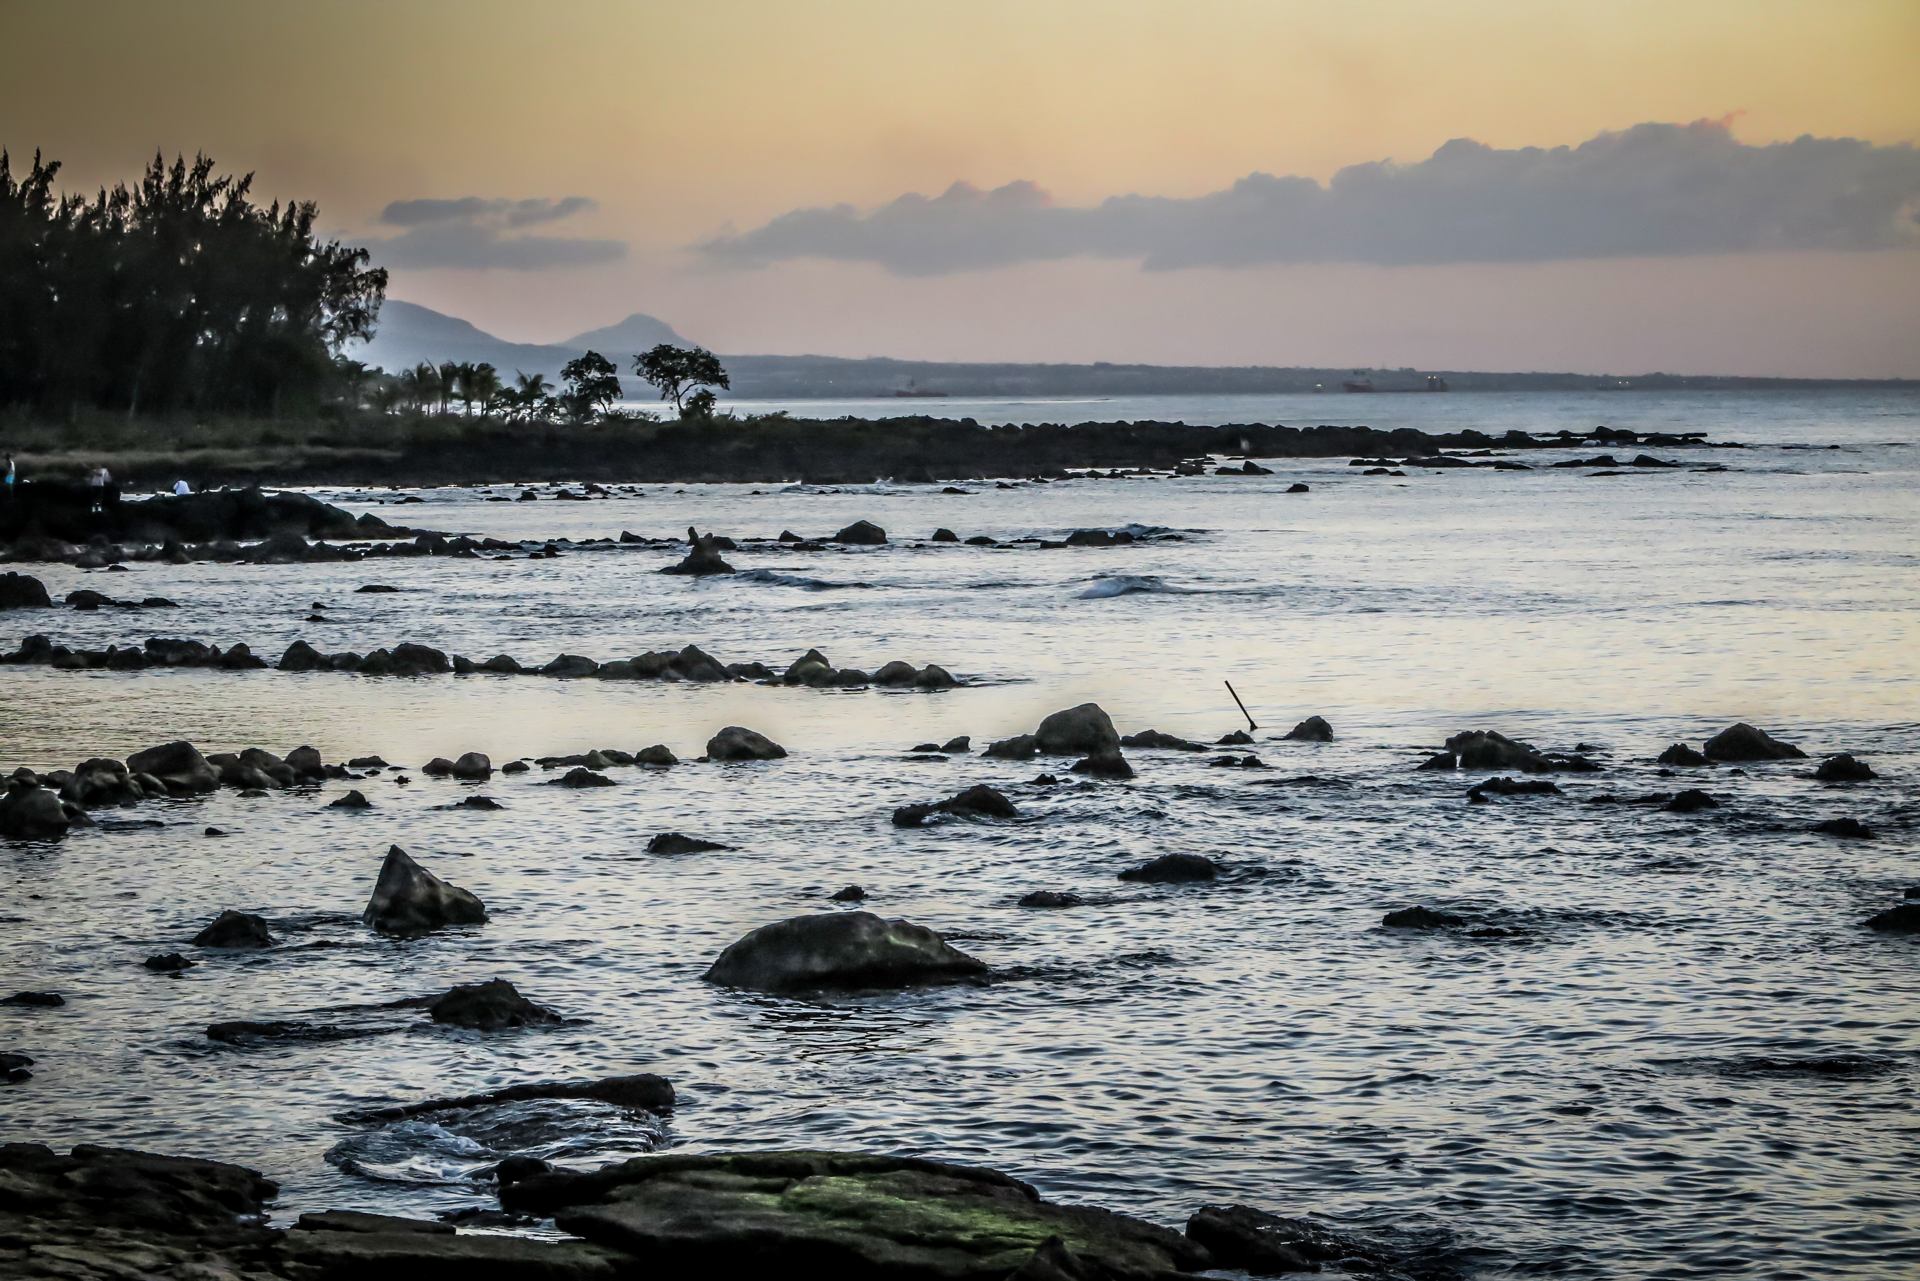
[1225,680,1257,731]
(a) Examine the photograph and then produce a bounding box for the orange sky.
[5,0,1918,373]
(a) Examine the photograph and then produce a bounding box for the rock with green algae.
[501,1150,1213,1280]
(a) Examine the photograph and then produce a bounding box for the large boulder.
[1282,715,1334,742]
[706,726,787,761]
[125,741,219,795]
[1034,703,1119,756]
[703,912,987,991]
[499,1151,1210,1280]
[0,572,53,610]
[362,845,488,935]
[0,786,77,840]
[1702,722,1805,761]
[1813,753,1874,782]
[662,526,735,575]
[832,519,888,545]
[191,910,274,949]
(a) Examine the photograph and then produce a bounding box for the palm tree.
[436,361,461,415]
[458,362,501,417]
[511,370,551,421]
[403,362,441,414]
[369,378,403,416]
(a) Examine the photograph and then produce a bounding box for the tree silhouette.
[559,350,620,422]
[634,344,729,416]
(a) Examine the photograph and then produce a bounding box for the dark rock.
[1,991,63,1007]
[647,832,730,854]
[1469,776,1560,797]
[893,783,1018,827]
[1814,753,1874,782]
[0,571,54,609]
[984,734,1038,759]
[340,1073,674,1124]
[833,519,888,544]
[498,1150,1208,1280]
[125,740,219,795]
[1864,903,1920,932]
[1702,721,1805,761]
[362,845,487,935]
[554,767,614,788]
[1018,891,1085,909]
[1383,905,1465,929]
[0,786,75,840]
[829,885,867,902]
[426,979,563,1030]
[1035,703,1119,755]
[1445,728,1548,772]
[1664,788,1720,813]
[206,1019,379,1045]
[1282,715,1334,742]
[293,1209,454,1235]
[1118,853,1217,883]
[191,910,274,949]
[703,911,989,991]
[1187,1202,1390,1274]
[451,795,504,810]
[635,744,678,767]
[1120,729,1207,752]
[329,789,373,810]
[1070,749,1135,779]
[144,952,194,972]
[939,735,971,753]
[706,725,787,761]
[1657,742,1710,766]
[1286,482,1310,493]
[501,759,530,773]
[1216,729,1254,746]
[931,527,959,542]
[541,653,601,678]
[1813,817,1874,840]
[3,1052,33,1082]
[662,526,735,575]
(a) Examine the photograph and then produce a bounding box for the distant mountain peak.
[562,312,688,352]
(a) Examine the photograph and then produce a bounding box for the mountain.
[350,301,687,379]
[562,312,686,352]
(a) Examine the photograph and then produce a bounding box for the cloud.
[367,194,623,270]
[698,120,1920,275]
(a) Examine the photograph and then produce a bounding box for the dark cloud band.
[698,120,1920,274]
[368,194,621,271]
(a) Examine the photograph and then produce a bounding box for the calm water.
[3,389,1917,1279]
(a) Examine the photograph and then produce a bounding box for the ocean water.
[2,389,1917,1279]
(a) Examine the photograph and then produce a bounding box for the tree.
[558,350,620,422]
[633,343,728,416]
[456,361,500,416]
[510,370,552,421]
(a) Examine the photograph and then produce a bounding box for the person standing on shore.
[87,465,111,514]
[3,454,14,502]
[173,478,191,496]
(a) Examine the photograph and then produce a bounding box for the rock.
[501,759,530,773]
[1664,788,1719,813]
[1071,750,1134,779]
[1468,776,1560,798]
[362,845,487,935]
[191,910,274,949]
[541,653,601,678]
[931,527,958,542]
[431,751,492,779]
[1864,903,1920,933]
[783,647,835,686]
[706,725,787,761]
[830,885,867,902]
[1216,729,1254,746]
[2,1051,32,1083]
[426,979,563,1030]
[1814,753,1874,782]
[347,755,389,769]
[647,832,729,854]
[554,767,614,788]
[329,789,373,809]
[124,740,219,794]
[144,952,194,972]
[1702,722,1805,761]
[1282,715,1334,742]
[451,795,503,810]
[893,783,1018,827]
[1445,728,1548,772]
[1120,729,1207,752]
[1187,1203,1386,1275]
[0,786,75,840]
[1035,703,1119,756]
[703,911,989,991]
[939,735,971,753]
[662,526,735,575]
[1287,482,1310,493]
[480,653,524,674]
[341,1073,674,1124]
[1118,853,1217,883]
[1657,742,1710,766]
[635,744,678,767]
[498,1150,1208,1280]
[832,519,888,545]
[1018,891,1085,909]
[293,1209,454,1235]
[0,571,54,609]
[1813,817,1874,839]
[873,659,919,686]
[493,1155,556,1187]
[1,991,63,1007]
[1382,905,1464,929]
[984,733,1038,759]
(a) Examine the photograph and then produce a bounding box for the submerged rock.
[703,911,988,992]
[2,991,63,1007]
[1657,742,1710,767]
[426,979,563,1030]
[1864,903,1920,933]
[1071,749,1135,779]
[553,767,615,788]
[662,526,735,575]
[1702,722,1805,761]
[362,845,487,935]
[1018,890,1085,909]
[1813,817,1874,840]
[829,884,867,902]
[1382,905,1465,929]
[1814,753,1874,782]
[1120,729,1207,752]
[1118,853,1217,883]
[1187,1202,1401,1276]
[892,783,1018,827]
[1664,788,1720,813]
[341,1073,674,1123]
[144,952,194,972]
[191,910,274,949]
[706,725,787,761]
[1216,729,1254,746]
[647,832,730,854]
[499,1150,1209,1280]
[328,789,373,809]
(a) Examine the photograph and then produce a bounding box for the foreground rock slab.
[501,1150,1212,1280]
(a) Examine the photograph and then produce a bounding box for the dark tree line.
[0,150,387,417]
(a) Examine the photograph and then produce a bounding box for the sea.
[3,388,1917,1278]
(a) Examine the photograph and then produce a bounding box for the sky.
[4,0,1919,376]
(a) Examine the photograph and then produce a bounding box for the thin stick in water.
[1225,680,1257,731]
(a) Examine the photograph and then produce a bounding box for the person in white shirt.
[173,479,191,496]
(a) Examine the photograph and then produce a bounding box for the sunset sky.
[5,0,1918,375]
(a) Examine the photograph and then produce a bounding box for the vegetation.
[0,150,386,417]
[635,343,730,416]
